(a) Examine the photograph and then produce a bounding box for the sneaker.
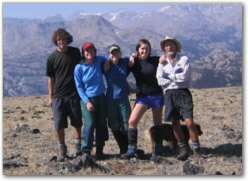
[121,145,137,159]
[57,144,67,162]
[177,146,190,161]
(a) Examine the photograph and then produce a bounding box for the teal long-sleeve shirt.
[74,56,108,103]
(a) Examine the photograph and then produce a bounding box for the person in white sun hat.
[156,36,201,161]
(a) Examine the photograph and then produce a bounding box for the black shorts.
[52,96,82,130]
[164,88,193,122]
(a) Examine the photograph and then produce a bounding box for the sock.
[59,143,66,147]
[74,138,81,145]
[192,141,200,150]
[178,141,187,148]
[128,128,138,145]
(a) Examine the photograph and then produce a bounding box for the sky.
[3,2,171,19]
[2,0,245,20]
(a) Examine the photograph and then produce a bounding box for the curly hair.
[52,28,73,46]
[135,39,151,58]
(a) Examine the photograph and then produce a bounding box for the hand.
[103,60,111,72]
[86,102,95,112]
[175,68,183,74]
[162,72,169,79]
[129,55,135,67]
[48,97,52,107]
[131,53,138,58]
[159,55,167,65]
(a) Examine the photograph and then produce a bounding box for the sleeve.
[156,63,172,88]
[75,48,81,63]
[168,56,191,83]
[99,56,110,73]
[74,65,90,103]
[123,58,131,76]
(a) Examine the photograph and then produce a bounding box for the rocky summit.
[2,86,242,175]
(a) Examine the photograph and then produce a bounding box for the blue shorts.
[135,93,164,108]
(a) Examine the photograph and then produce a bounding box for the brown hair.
[52,28,73,46]
[135,39,152,57]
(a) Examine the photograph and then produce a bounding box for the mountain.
[42,14,65,24]
[67,4,242,59]
[3,4,242,97]
[191,49,242,88]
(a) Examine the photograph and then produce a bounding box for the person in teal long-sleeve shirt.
[74,42,109,160]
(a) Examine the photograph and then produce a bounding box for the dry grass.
[2,86,242,175]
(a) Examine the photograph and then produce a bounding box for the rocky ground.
[2,86,242,176]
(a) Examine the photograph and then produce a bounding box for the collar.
[166,54,179,65]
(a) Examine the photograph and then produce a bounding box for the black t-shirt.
[129,56,163,97]
[46,46,81,98]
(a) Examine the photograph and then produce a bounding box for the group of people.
[46,28,201,162]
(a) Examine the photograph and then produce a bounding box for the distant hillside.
[3,4,242,97]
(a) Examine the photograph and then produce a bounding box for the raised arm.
[129,53,137,67]
[103,60,111,72]
[159,55,167,65]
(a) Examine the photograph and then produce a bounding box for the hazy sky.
[3,3,169,19]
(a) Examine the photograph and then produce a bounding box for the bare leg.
[184,118,199,142]
[128,103,148,128]
[72,126,81,139]
[56,129,65,144]
[172,120,185,142]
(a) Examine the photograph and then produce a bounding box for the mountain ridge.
[3,4,242,97]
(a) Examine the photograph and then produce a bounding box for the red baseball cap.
[82,42,95,50]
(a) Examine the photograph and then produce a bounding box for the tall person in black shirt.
[46,28,82,162]
[121,39,164,159]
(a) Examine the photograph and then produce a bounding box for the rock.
[215,171,223,175]
[183,161,204,175]
[31,128,41,134]
[3,161,28,168]
[13,123,30,132]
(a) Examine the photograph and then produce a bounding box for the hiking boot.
[154,143,163,156]
[95,146,105,160]
[112,130,128,155]
[136,149,145,158]
[75,144,82,156]
[121,145,137,159]
[83,149,91,156]
[57,144,67,162]
[193,148,202,164]
[177,146,190,161]
[193,148,202,159]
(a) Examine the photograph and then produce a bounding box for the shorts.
[52,96,82,130]
[135,93,164,108]
[164,88,193,122]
